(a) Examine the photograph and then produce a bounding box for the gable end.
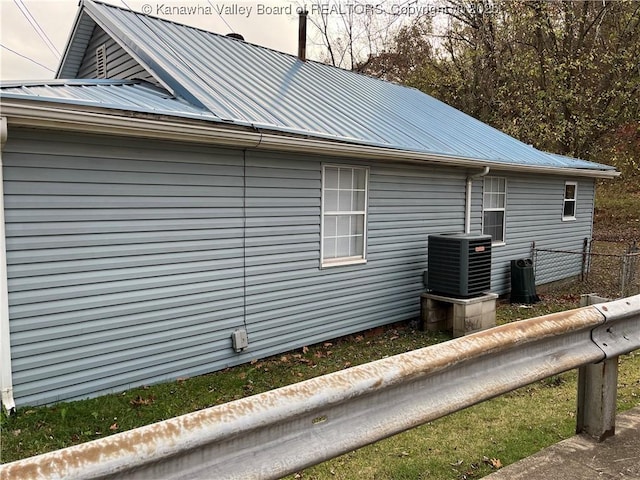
[77,25,158,85]
[56,11,97,78]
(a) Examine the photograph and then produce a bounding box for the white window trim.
[320,164,369,268]
[482,176,507,246]
[562,181,578,221]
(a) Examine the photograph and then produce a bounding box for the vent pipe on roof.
[298,9,308,61]
[226,33,245,41]
[465,166,490,234]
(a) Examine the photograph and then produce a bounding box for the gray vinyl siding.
[3,130,246,406]
[57,15,95,78]
[3,127,597,407]
[479,173,595,293]
[242,154,467,360]
[78,25,156,84]
[2,130,468,406]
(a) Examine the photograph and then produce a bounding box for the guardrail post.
[576,357,618,441]
[577,293,618,441]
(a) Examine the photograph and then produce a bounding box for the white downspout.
[0,117,15,414]
[465,167,490,234]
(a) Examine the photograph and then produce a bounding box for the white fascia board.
[0,99,620,179]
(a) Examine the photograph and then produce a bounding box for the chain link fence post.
[581,237,588,282]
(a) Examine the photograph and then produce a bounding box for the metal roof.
[5,0,615,173]
[0,80,216,121]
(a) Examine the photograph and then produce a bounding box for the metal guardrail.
[2,295,640,480]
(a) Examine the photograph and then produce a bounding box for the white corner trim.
[0,117,16,413]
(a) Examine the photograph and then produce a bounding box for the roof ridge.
[85,0,303,60]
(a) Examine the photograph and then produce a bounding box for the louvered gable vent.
[96,44,107,78]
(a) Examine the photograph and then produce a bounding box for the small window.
[483,176,506,244]
[563,181,577,221]
[321,165,368,266]
[96,44,107,79]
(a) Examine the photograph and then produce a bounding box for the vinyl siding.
[4,130,246,406]
[2,130,470,406]
[481,173,595,292]
[3,128,596,406]
[242,154,467,360]
[78,25,157,84]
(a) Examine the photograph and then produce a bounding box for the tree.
[362,0,640,170]
[303,1,420,72]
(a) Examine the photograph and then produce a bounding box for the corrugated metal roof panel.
[0,79,217,121]
[77,0,612,172]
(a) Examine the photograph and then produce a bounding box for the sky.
[0,0,302,81]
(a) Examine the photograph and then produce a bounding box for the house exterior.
[0,0,617,410]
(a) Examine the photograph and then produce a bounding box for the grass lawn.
[594,180,640,243]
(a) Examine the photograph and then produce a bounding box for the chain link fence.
[533,239,640,299]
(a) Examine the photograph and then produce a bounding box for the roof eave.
[56,4,95,79]
[0,99,620,179]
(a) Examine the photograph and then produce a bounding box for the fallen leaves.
[450,456,503,478]
[130,395,155,407]
[483,456,503,469]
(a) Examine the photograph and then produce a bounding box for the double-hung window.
[563,181,577,221]
[483,176,506,245]
[321,165,368,266]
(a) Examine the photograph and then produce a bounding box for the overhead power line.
[13,0,61,58]
[0,42,56,73]
[208,0,235,33]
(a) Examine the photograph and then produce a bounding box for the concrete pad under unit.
[421,292,499,337]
